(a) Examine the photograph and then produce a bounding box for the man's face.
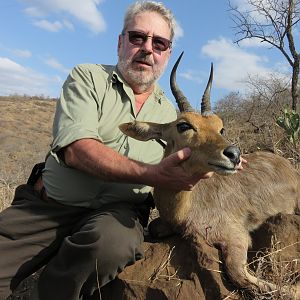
[117,11,172,92]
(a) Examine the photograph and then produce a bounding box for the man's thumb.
[172,147,191,162]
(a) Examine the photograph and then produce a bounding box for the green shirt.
[43,63,177,208]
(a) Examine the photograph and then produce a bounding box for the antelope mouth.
[208,163,237,175]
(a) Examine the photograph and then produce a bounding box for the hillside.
[0,96,56,209]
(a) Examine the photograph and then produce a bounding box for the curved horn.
[201,63,213,115]
[170,52,194,112]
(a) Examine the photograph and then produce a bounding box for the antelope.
[119,52,300,298]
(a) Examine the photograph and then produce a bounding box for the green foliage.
[276,109,300,146]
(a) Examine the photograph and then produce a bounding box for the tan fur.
[155,190,192,225]
[120,112,300,298]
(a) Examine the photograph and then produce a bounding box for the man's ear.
[119,121,165,141]
[117,34,122,54]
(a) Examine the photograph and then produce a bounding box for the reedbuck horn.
[170,52,194,113]
[201,63,213,115]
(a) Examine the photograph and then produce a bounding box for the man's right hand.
[146,148,214,191]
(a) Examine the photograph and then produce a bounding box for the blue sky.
[0,0,297,108]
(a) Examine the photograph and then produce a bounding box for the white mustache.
[133,54,154,66]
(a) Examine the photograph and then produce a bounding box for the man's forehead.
[127,12,171,37]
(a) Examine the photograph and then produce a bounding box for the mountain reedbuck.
[119,53,300,298]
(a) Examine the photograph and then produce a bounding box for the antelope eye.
[220,128,225,135]
[177,122,193,133]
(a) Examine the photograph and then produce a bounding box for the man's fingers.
[236,156,248,170]
[241,157,248,164]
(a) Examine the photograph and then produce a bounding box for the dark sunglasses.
[124,30,172,51]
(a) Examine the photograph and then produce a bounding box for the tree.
[229,0,300,111]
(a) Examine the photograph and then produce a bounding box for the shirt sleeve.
[51,64,104,152]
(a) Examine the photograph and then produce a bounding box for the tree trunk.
[291,58,299,111]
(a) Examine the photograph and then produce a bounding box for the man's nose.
[140,38,153,53]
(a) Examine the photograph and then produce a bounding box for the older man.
[0,2,213,299]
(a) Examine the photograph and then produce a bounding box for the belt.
[33,177,61,205]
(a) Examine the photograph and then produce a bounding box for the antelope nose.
[223,146,241,166]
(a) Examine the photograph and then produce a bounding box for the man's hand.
[148,148,213,191]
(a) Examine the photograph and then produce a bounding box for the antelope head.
[119,52,240,175]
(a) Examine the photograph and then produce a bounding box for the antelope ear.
[119,121,165,141]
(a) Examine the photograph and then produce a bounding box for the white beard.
[117,54,168,92]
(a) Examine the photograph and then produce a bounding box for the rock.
[100,214,300,300]
[101,236,240,300]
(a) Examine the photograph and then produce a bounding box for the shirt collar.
[109,65,165,104]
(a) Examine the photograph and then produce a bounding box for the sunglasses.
[124,30,172,51]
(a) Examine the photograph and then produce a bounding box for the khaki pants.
[0,184,146,300]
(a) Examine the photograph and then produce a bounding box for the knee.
[69,223,143,279]
[81,233,143,290]
[80,240,144,297]
[95,230,144,276]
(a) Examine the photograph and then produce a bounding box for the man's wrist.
[136,162,157,187]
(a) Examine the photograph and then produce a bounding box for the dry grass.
[0,178,15,211]
[148,245,181,285]
[242,237,300,300]
[0,95,55,211]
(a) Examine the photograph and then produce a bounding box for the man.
[0,1,227,299]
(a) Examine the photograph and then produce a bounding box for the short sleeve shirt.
[43,63,177,208]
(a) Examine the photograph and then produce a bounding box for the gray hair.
[122,1,176,40]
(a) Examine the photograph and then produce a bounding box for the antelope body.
[119,53,300,298]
